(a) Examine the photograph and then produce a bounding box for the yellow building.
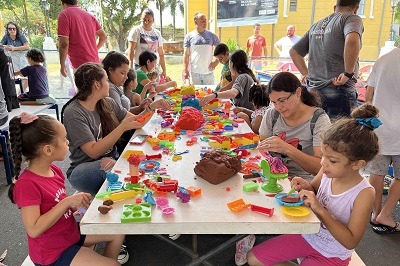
[185,0,394,60]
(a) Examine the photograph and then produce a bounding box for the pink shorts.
[252,234,351,266]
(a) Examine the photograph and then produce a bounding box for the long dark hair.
[249,84,269,109]
[61,63,119,136]
[8,115,58,203]
[102,51,129,78]
[6,22,22,42]
[230,50,258,83]
[267,72,320,107]
[138,51,157,71]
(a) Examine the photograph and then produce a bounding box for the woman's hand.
[151,99,171,110]
[236,112,248,120]
[143,82,157,92]
[291,176,311,191]
[166,80,177,88]
[200,94,215,107]
[121,115,144,130]
[67,192,92,210]
[257,136,289,154]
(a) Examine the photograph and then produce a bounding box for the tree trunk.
[173,12,176,40]
[159,7,163,36]
[22,0,31,43]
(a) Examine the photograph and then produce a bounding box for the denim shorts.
[365,154,400,180]
[34,235,86,266]
[315,84,357,119]
[68,159,107,195]
[191,72,215,85]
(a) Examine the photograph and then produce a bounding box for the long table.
[80,109,320,264]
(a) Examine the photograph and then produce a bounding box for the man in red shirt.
[246,23,267,71]
[57,0,107,76]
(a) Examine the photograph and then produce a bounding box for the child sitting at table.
[123,68,156,108]
[233,84,270,134]
[245,103,380,266]
[213,43,233,92]
[8,113,126,265]
[14,48,56,104]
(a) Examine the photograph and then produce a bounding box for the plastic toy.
[139,160,161,172]
[243,182,259,192]
[122,150,145,158]
[176,186,191,203]
[172,155,182,161]
[143,191,156,205]
[136,111,153,123]
[143,179,178,193]
[155,196,175,215]
[174,149,189,155]
[259,159,289,193]
[121,203,152,223]
[145,153,162,160]
[98,205,113,214]
[106,190,141,201]
[249,204,274,217]
[128,154,143,176]
[227,199,250,213]
[186,186,202,197]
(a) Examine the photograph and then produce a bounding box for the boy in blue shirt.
[213,43,233,92]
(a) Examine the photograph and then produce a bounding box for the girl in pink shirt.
[8,113,124,266]
[248,103,381,266]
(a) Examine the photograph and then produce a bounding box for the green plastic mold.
[121,203,152,223]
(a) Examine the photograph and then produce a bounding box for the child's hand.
[139,98,152,109]
[233,107,242,114]
[167,81,177,88]
[200,94,215,107]
[68,192,92,210]
[298,190,323,213]
[236,112,248,120]
[148,91,157,99]
[291,176,310,191]
[151,99,171,110]
[143,82,157,92]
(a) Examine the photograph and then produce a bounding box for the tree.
[166,0,183,40]
[154,0,167,36]
[101,0,149,51]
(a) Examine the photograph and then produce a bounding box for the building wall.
[186,0,393,60]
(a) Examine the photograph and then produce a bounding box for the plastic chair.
[278,62,298,72]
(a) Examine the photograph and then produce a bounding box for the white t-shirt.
[367,48,400,155]
[127,26,163,65]
[275,35,301,58]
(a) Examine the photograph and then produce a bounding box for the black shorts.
[34,235,86,266]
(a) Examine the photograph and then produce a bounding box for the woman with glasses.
[126,8,168,79]
[257,72,331,179]
[1,22,29,71]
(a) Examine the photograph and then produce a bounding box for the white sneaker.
[117,244,129,264]
[235,234,256,266]
[168,234,181,240]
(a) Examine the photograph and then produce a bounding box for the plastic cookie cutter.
[155,196,175,215]
[227,199,250,213]
[249,204,274,217]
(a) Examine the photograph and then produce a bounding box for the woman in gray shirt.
[258,72,331,179]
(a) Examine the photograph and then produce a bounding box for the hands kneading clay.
[194,150,241,185]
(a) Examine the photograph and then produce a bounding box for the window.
[357,0,366,16]
[290,0,297,12]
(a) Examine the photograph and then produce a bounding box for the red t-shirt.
[14,164,80,265]
[246,35,266,57]
[58,6,102,68]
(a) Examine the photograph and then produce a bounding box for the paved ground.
[0,76,399,265]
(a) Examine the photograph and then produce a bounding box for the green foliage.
[226,39,240,52]
[29,34,45,49]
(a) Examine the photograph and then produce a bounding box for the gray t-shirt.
[108,82,131,111]
[259,108,331,179]
[63,98,127,176]
[232,73,255,111]
[292,13,363,90]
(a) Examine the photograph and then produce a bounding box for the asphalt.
[0,77,399,266]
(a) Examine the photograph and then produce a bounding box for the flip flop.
[372,221,400,234]
[369,220,385,227]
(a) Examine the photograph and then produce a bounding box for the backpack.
[271,108,325,136]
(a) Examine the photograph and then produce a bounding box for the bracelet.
[214,92,218,99]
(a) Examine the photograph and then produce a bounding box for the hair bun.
[351,103,379,119]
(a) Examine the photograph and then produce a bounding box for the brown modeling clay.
[281,195,300,203]
[98,205,112,214]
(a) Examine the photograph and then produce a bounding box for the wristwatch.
[343,71,355,80]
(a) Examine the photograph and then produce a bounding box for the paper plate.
[281,206,311,217]
[275,193,304,207]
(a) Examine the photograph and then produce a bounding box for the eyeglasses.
[270,93,294,106]
[7,28,16,31]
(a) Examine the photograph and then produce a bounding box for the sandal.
[372,221,400,234]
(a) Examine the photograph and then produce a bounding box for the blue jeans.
[68,160,107,195]
[191,72,215,85]
[314,84,357,119]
